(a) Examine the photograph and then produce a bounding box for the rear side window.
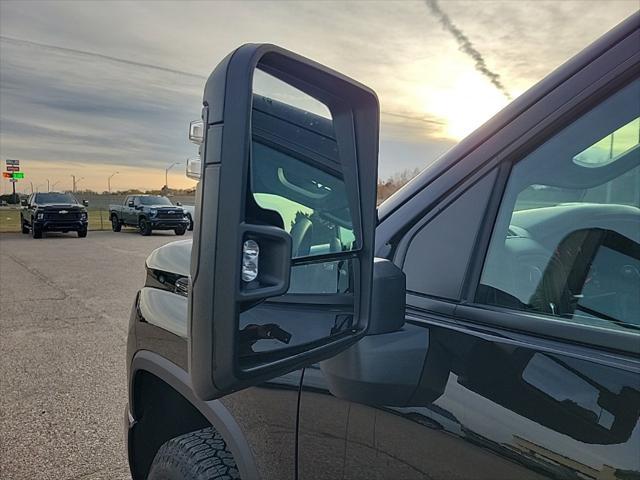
[477,79,640,333]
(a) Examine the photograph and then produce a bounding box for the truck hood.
[146,239,192,277]
[147,205,184,210]
[37,203,84,210]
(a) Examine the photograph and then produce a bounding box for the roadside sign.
[12,172,24,179]
[9,178,17,183]
[5,159,19,166]
[2,172,12,178]
[6,165,19,172]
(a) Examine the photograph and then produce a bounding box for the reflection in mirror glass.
[250,68,356,259]
[239,303,353,359]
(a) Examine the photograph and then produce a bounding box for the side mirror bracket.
[368,259,406,335]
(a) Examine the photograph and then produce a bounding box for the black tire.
[111,215,122,232]
[147,427,240,480]
[139,217,152,236]
[175,226,187,236]
[77,228,87,238]
[187,214,194,231]
[21,217,29,234]
[31,219,42,239]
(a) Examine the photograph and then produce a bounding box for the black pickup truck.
[20,192,88,238]
[126,14,640,480]
[109,195,189,236]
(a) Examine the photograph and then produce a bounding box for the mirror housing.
[82,200,89,207]
[20,199,28,207]
[128,201,135,207]
[189,44,379,400]
[176,201,182,206]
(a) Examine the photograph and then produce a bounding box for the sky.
[0,0,637,194]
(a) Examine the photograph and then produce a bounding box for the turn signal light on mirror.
[189,119,204,145]
[241,239,259,282]
[186,156,202,180]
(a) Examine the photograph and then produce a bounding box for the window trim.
[454,304,640,356]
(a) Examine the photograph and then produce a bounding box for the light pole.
[165,162,182,191]
[70,175,84,193]
[47,179,50,192]
[108,171,119,193]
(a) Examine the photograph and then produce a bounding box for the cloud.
[0,0,636,191]
[424,0,511,100]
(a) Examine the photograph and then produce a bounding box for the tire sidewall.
[31,218,42,238]
[111,216,121,232]
[139,218,152,236]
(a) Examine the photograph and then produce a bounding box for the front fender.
[128,350,260,480]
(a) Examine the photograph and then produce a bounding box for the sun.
[418,70,511,141]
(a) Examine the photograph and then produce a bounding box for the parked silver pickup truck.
[109,194,189,236]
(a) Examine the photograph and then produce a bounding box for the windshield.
[139,196,173,206]
[35,193,78,204]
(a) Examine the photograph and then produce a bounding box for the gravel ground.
[0,229,192,479]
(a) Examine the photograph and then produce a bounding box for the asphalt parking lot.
[0,229,192,479]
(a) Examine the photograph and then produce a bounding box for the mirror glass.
[250,69,356,258]
[236,66,357,367]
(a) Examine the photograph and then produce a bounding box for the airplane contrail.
[424,0,512,100]
[0,35,206,79]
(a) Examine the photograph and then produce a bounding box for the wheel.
[147,427,240,480]
[175,226,187,236]
[77,228,87,238]
[111,215,122,232]
[31,221,42,239]
[21,217,29,234]
[186,214,194,231]
[139,218,152,236]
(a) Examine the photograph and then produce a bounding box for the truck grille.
[44,211,81,221]
[156,210,184,220]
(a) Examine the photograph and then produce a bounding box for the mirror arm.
[368,258,406,335]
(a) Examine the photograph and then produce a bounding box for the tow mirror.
[189,44,379,400]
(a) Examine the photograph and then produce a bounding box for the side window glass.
[477,79,640,333]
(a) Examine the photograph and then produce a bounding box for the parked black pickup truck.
[20,192,88,238]
[126,14,640,480]
[109,195,189,236]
